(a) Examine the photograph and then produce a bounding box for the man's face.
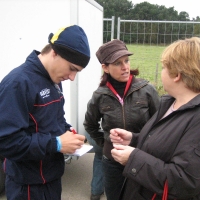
[49,53,83,84]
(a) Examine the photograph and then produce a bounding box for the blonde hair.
[161,37,200,92]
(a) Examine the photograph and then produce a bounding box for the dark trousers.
[5,175,62,200]
[102,155,125,200]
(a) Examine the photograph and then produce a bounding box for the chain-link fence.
[103,17,200,95]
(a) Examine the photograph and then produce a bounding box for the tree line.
[95,0,199,21]
[95,0,200,43]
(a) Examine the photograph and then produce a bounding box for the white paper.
[66,144,93,156]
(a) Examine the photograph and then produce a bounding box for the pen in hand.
[70,127,77,134]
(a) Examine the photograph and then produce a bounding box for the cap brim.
[106,50,133,63]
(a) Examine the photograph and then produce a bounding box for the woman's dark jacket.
[121,94,200,200]
[0,51,71,185]
[83,77,160,159]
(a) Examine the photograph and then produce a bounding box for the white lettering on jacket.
[40,88,50,98]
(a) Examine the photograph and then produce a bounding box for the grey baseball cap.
[96,39,133,64]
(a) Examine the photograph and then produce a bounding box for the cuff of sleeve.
[51,138,58,153]
[56,137,62,152]
[130,132,139,147]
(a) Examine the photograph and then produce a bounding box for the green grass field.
[127,44,166,96]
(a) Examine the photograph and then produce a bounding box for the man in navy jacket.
[0,25,90,200]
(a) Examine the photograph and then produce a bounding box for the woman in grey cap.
[84,39,160,200]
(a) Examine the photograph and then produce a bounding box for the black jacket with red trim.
[0,50,71,184]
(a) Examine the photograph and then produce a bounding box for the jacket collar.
[25,50,52,82]
[156,94,200,123]
[96,77,149,96]
[160,94,200,110]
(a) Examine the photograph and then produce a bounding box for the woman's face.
[102,55,130,82]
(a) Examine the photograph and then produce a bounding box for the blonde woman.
[110,37,200,200]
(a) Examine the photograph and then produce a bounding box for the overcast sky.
[132,0,199,19]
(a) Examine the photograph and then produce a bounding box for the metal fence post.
[103,16,115,41]
[111,16,115,40]
[117,17,121,40]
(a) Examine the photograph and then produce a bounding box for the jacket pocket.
[101,104,115,112]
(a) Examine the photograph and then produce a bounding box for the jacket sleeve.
[130,132,140,147]
[0,80,58,161]
[83,92,104,147]
[123,117,200,199]
[64,121,72,131]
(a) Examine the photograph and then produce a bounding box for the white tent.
[0,0,103,134]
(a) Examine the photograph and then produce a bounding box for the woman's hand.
[111,144,134,165]
[110,128,132,145]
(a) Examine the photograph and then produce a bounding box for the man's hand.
[110,128,132,145]
[111,144,134,165]
[59,131,85,154]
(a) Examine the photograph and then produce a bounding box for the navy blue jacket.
[0,50,71,184]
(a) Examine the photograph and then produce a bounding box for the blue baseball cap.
[48,25,90,68]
